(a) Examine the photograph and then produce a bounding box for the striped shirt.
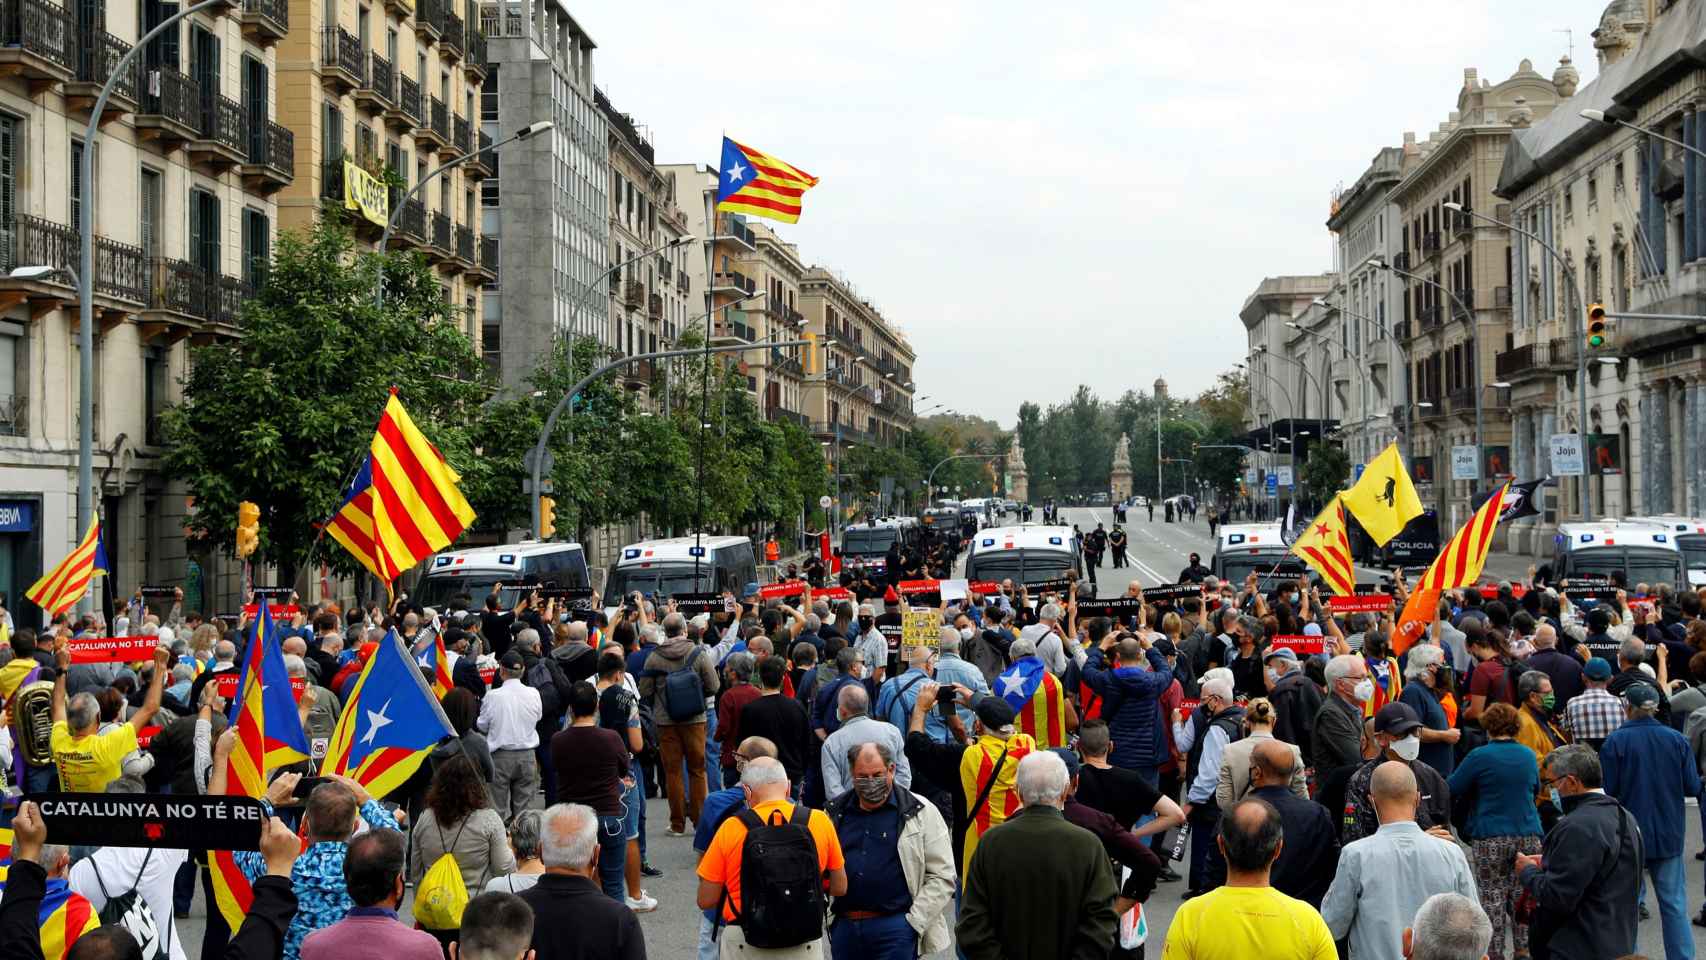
[1565,686,1625,743]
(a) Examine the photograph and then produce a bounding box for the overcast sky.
[573,0,1611,428]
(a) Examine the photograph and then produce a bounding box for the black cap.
[1374,702,1423,736]
[1051,747,1081,779]
[975,696,1016,730]
[499,650,525,671]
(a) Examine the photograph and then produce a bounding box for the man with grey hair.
[821,682,910,798]
[957,750,1118,958]
[1020,602,1078,676]
[521,803,645,959]
[50,640,169,793]
[1314,653,1372,783]
[1398,643,1460,778]
[1404,892,1492,960]
[933,626,989,732]
[1608,636,1672,724]
[283,652,340,753]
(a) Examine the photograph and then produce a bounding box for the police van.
[963,524,1083,587]
[1622,515,1706,586]
[840,517,919,565]
[416,541,591,609]
[1552,521,1686,589]
[604,535,760,602]
[1213,523,1306,588]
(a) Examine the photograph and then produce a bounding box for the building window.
[242,208,270,288]
[70,139,96,233]
[1614,155,1626,193]
[189,188,219,274]
[0,116,14,266]
[482,154,499,206]
[1586,172,1597,207]
[1562,183,1573,219]
[143,347,167,445]
[323,103,343,164]
[481,71,498,121]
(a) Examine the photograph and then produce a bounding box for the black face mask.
[859,618,873,629]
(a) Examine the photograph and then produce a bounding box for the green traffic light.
[1589,335,1605,347]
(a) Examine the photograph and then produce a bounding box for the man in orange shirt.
[696,756,847,957]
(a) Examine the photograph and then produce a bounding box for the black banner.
[252,586,294,601]
[669,593,733,614]
[1141,583,1203,604]
[27,793,267,849]
[1560,576,1619,601]
[1076,597,1146,619]
[139,586,178,602]
[1029,578,1075,594]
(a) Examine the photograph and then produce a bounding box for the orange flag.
[1393,584,1440,657]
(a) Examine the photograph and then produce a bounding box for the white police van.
[963,524,1083,587]
[604,535,760,602]
[1552,521,1686,589]
[840,517,919,565]
[1623,515,1706,586]
[415,541,591,609]
[1213,523,1306,588]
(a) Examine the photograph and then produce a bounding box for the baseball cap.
[1263,646,1299,664]
[1051,747,1081,780]
[975,696,1017,731]
[1622,682,1661,708]
[1374,702,1423,736]
[499,650,526,671]
[1583,657,1613,681]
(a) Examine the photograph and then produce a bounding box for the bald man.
[1321,761,1477,960]
[1246,739,1340,908]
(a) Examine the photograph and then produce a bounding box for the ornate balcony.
[387,197,426,248]
[354,50,393,114]
[441,10,462,60]
[187,93,247,168]
[453,224,474,270]
[241,118,293,193]
[388,73,421,131]
[711,269,755,294]
[414,0,442,42]
[239,0,286,44]
[0,0,73,92]
[464,25,486,79]
[144,258,248,342]
[468,234,497,284]
[452,114,471,154]
[135,68,199,148]
[319,25,362,93]
[427,211,451,261]
[647,292,662,319]
[622,278,643,309]
[417,95,448,150]
[65,29,137,122]
[465,129,492,179]
[0,215,148,328]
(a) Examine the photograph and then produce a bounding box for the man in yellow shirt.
[1162,797,1336,960]
[49,639,169,792]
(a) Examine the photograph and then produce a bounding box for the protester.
[1214,697,1305,807]
[406,753,514,948]
[1403,892,1493,960]
[902,684,1035,877]
[1073,719,1186,839]
[638,612,720,836]
[301,830,441,960]
[66,777,191,960]
[823,741,956,960]
[1314,654,1373,783]
[1340,703,1454,843]
[1512,672,1569,772]
[1562,657,1622,752]
[738,655,814,789]
[955,752,1118,959]
[484,809,546,895]
[50,642,169,793]
[1397,643,1460,778]
[1172,677,1245,895]
[453,891,534,960]
[549,680,632,904]
[690,737,779,960]
[1082,634,1173,783]
[1265,646,1320,763]
[1599,681,1702,952]
[521,803,648,960]
[819,683,910,799]
[477,650,543,823]
[715,652,762,787]
[1244,740,1339,908]
[1443,703,1542,960]
[1320,761,1477,959]
[1159,797,1337,960]
[1514,744,1641,960]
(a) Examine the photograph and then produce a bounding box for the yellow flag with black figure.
[1341,443,1424,546]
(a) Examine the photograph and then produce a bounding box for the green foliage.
[1302,442,1352,505]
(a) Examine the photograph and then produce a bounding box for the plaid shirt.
[236,800,400,960]
[1565,687,1625,742]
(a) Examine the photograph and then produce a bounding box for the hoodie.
[637,636,721,725]
[1081,646,1174,770]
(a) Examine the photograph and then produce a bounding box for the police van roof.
[615,535,750,566]
[1556,521,1680,551]
[848,516,915,530]
[1622,515,1706,535]
[970,525,1076,552]
[1218,523,1285,551]
[427,541,585,572]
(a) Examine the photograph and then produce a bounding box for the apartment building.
[477,0,605,389]
[0,0,289,621]
[1240,274,1335,500]
[740,223,807,427]
[799,266,915,455]
[1389,61,1561,528]
[273,0,494,350]
[1325,146,1408,467]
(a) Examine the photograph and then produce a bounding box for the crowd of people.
[0,560,1703,960]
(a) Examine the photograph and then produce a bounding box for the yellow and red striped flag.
[1415,481,1511,593]
[25,516,107,616]
[425,631,452,699]
[714,137,820,224]
[1290,496,1356,596]
[956,732,1035,880]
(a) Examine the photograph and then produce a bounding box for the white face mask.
[960,627,975,641]
[1352,678,1376,703]
[1391,734,1421,762]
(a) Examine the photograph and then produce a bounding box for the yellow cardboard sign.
[902,608,939,648]
[343,160,389,227]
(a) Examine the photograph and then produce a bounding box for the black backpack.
[724,805,825,948]
[92,849,169,960]
[654,646,708,723]
[524,658,563,717]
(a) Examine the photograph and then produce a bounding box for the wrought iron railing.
[146,258,248,325]
[453,114,471,153]
[247,118,293,179]
[241,0,286,31]
[416,0,442,33]
[398,198,426,241]
[320,159,345,201]
[320,25,362,80]
[479,234,497,278]
[94,235,145,302]
[454,224,473,261]
[398,74,421,125]
[430,211,450,250]
[140,67,197,127]
[76,29,137,99]
[198,93,246,153]
[0,0,72,71]
[12,214,73,275]
[465,24,485,69]
[442,10,462,56]
[429,95,447,140]
[366,51,393,106]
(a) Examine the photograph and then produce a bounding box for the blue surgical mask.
[1549,787,1563,811]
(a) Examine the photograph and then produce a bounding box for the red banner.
[290,677,307,702]
[969,581,1002,595]
[1178,698,1201,715]
[1327,595,1394,613]
[241,603,300,620]
[815,587,853,601]
[898,579,940,595]
[66,635,161,664]
[135,725,162,748]
[758,582,807,600]
[1270,635,1327,656]
[479,666,497,685]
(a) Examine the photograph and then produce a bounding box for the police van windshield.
[1568,549,1683,589]
[605,564,715,599]
[1217,554,1307,588]
[842,528,899,556]
[1676,535,1706,572]
[969,550,1076,584]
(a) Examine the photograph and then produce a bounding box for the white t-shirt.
[483,872,541,894]
[70,845,190,960]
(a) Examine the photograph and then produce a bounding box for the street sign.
[521,478,554,494]
[1353,463,1366,482]
[1276,466,1293,488]
[819,495,832,509]
[1550,433,1585,476]
[522,446,553,476]
[1450,445,1477,481]
[1265,473,1278,496]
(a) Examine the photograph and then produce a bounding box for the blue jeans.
[597,813,627,901]
[1646,856,1694,960]
[829,913,916,960]
[630,758,649,861]
[697,914,720,960]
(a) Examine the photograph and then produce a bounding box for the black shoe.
[1696,848,1705,861]
[640,862,663,879]
[1640,904,1651,920]
[1694,910,1706,929]
[1157,867,1182,883]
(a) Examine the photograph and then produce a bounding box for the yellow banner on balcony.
[343,160,389,227]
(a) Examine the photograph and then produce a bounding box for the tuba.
[12,680,55,768]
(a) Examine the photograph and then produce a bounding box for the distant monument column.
[1110,433,1133,501]
[1007,436,1029,503]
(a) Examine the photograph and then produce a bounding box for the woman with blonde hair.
[1214,697,1306,806]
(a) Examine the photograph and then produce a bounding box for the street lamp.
[1441,200,1589,519]
[1257,344,1327,449]
[375,119,556,305]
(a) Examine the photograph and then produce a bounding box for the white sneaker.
[625,893,659,913]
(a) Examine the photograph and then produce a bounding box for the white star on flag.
[361,698,394,745]
[726,161,747,183]
[999,670,1028,698]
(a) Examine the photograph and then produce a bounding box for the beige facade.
[273,0,492,345]
[1390,60,1563,529]
[600,89,690,387]
[799,266,914,453]
[0,0,295,620]
[738,223,807,426]
[1241,274,1334,501]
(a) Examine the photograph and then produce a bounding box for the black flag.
[1473,478,1543,523]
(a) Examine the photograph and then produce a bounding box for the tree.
[1302,443,1352,508]
[162,216,486,580]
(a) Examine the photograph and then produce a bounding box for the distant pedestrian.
[478,650,542,823]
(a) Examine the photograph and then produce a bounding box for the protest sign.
[939,579,969,604]
[669,593,726,614]
[139,586,178,607]
[1142,583,1202,605]
[758,581,807,600]
[1075,597,1146,619]
[29,793,267,850]
[1327,595,1393,614]
[1559,576,1618,601]
[242,603,300,620]
[1029,578,1075,595]
[1270,635,1327,656]
[213,673,241,698]
[1178,698,1201,715]
[901,609,939,648]
[134,726,162,749]
[67,635,161,664]
[815,586,853,601]
[898,579,940,595]
[290,677,307,702]
[969,581,1002,596]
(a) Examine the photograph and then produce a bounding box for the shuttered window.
[0,116,14,271]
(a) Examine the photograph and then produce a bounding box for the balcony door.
[241,55,267,154]
[139,0,180,72]
[188,188,219,276]
[139,167,160,297]
[190,24,218,126]
[0,117,13,272]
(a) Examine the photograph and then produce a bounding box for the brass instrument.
[12,680,54,768]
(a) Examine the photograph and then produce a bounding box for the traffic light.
[1586,303,1611,351]
[235,500,260,558]
[539,496,556,539]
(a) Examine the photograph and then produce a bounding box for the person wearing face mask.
[1396,643,1461,779]
[1312,654,1374,787]
[823,741,956,960]
[1446,703,1543,960]
[1339,703,1455,844]
[852,604,889,691]
[1511,672,1569,785]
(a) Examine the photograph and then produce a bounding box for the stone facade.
[1325,147,1408,466]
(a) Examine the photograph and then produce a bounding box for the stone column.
[1686,106,1699,265]
[1687,378,1702,515]
[1540,410,1558,523]
[1660,380,1676,512]
[1695,377,1706,513]
[1639,385,1654,513]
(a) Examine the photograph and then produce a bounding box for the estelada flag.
[1290,496,1356,596]
[995,657,1069,749]
[1342,444,1424,546]
[715,137,819,224]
